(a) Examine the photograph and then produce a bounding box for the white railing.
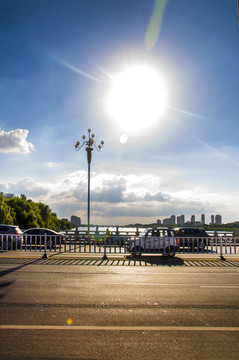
[0,234,238,256]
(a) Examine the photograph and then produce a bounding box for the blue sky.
[0,0,238,225]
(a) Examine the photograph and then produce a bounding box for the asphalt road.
[0,255,239,360]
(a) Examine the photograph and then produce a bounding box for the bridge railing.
[0,233,238,256]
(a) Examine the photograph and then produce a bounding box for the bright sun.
[107,66,166,133]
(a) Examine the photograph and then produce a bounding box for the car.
[23,228,64,248]
[128,227,178,256]
[0,224,23,250]
[174,227,209,250]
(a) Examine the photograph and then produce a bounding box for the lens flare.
[67,318,73,326]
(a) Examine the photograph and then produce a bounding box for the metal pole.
[75,129,104,236]
[87,161,90,235]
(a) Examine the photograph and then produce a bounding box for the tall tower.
[215,214,222,225]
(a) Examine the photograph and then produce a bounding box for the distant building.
[177,215,185,226]
[163,218,170,226]
[191,215,195,224]
[162,215,176,226]
[157,219,162,225]
[70,215,81,226]
[211,215,215,224]
[201,214,205,225]
[0,192,16,199]
[215,214,222,225]
[170,215,176,225]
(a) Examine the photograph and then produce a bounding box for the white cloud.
[0,129,34,154]
[0,177,50,198]
[1,163,237,225]
[44,162,61,168]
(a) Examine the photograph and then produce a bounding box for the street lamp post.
[75,129,104,234]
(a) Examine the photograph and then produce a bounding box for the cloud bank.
[1,163,233,225]
[0,129,34,154]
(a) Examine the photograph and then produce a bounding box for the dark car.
[0,224,23,249]
[23,228,64,248]
[174,227,209,250]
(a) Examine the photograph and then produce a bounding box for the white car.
[128,227,178,256]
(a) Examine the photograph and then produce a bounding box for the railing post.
[42,233,48,259]
[218,236,226,261]
[102,238,108,260]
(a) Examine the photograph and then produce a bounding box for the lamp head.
[75,141,80,149]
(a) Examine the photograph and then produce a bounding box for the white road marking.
[1,325,239,331]
[200,286,239,288]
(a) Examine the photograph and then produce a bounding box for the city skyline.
[0,1,239,225]
[158,213,222,226]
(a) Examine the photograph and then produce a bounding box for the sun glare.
[107,66,166,133]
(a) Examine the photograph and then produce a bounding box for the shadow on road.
[135,256,185,266]
[0,257,43,300]
[0,255,238,268]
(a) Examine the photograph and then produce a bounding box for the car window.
[26,229,37,235]
[38,229,46,235]
[0,225,8,232]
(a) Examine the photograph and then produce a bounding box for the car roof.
[149,227,172,230]
[175,227,205,230]
[23,228,59,233]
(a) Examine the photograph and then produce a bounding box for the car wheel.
[198,240,205,251]
[46,239,51,249]
[133,246,142,256]
[167,246,176,257]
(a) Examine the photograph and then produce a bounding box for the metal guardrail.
[0,234,238,257]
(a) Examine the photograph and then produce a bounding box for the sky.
[0,0,239,226]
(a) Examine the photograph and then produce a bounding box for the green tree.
[6,197,43,229]
[0,196,15,224]
[59,218,74,231]
[2,195,74,231]
[37,203,59,229]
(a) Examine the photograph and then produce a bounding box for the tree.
[6,197,44,229]
[1,195,75,231]
[0,196,14,224]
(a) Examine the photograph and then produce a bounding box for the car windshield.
[140,229,150,236]
[140,229,175,237]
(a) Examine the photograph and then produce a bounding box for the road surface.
[0,254,239,359]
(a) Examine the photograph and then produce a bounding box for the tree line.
[0,194,74,231]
